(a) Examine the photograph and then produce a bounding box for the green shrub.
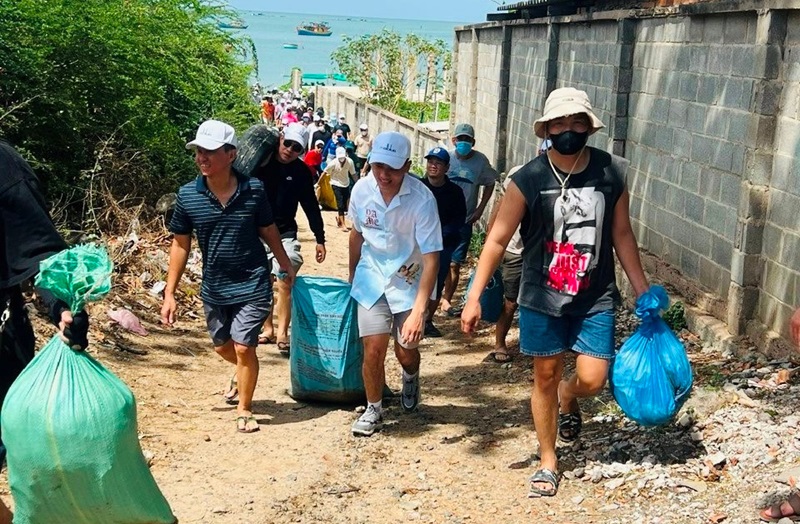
[0,0,258,229]
[469,229,486,259]
[663,301,688,332]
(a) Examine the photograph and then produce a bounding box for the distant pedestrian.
[348,132,442,437]
[336,114,351,140]
[161,120,296,434]
[420,146,466,338]
[461,88,649,497]
[440,123,499,316]
[354,123,372,173]
[322,146,357,230]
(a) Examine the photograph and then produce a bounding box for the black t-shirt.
[422,177,467,249]
[335,123,351,140]
[253,157,326,244]
[312,129,332,149]
[512,148,626,316]
[0,141,67,292]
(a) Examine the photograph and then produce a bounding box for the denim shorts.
[519,307,615,360]
[265,237,304,276]
[450,223,473,265]
[203,298,272,347]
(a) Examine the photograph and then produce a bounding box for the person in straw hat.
[461,87,649,497]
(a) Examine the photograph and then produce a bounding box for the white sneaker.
[351,405,384,436]
[401,373,420,412]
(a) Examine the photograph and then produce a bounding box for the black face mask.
[549,130,589,155]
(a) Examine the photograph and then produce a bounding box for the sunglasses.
[283,140,304,153]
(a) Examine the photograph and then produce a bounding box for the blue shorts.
[519,307,615,360]
[435,246,455,299]
[203,298,272,347]
[450,224,473,265]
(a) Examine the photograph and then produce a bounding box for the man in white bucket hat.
[461,87,649,497]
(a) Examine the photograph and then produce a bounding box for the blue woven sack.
[464,269,504,323]
[289,276,365,403]
[609,285,693,426]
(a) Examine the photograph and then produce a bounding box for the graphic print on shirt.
[397,262,420,284]
[363,208,381,229]
[545,186,605,295]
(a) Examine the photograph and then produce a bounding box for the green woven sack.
[1,245,176,523]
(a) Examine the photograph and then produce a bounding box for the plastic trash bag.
[232,124,280,178]
[288,276,365,403]
[315,173,337,210]
[464,269,505,323]
[609,285,693,426]
[1,245,176,524]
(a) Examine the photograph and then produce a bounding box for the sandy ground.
[1,211,794,524]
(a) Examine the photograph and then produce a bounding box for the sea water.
[230,10,462,88]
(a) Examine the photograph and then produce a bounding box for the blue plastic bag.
[289,276,365,403]
[464,269,505,323]
[609,286,693,426]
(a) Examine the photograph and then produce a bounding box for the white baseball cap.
[282,123,308,150]
[359,123,368,131]
[186,120,238,150]
[335,146,347,159]
[369,131,411,170]
[312,114,321,121]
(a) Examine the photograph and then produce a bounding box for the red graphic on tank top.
[545,186,606,296]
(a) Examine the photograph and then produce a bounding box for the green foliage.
[394,100,451,123]
[469,229,486,259]
[0,0,258,229]
[331,30,451,116]
[663,301,688,332]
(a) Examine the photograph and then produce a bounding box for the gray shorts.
[357,295,419,349]
[265,237,304,276]
[501,252,523,302]
[203,298,272,347]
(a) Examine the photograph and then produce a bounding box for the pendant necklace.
[546,147,586,202]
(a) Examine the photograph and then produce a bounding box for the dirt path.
[1,211,798,524]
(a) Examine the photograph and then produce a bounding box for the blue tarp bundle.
[289,276,365,403]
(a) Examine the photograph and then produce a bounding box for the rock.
[778,518,796,524]
[677,412,693,428]
[142,450,155,466]
[571,495,585,505]
[758,412,774,423]
[690,431,704,442]
[775,466,800,485]
[605,478,625,490]
[599,504,620,512]
[675,479,707,492]
[707,452,727,467]
[204,434,211,442]
[400,500,420,511]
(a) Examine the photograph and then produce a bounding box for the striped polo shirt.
[169,173,274,306]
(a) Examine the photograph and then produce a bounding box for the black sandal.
[558,411,582,442]
[528,468,559,497]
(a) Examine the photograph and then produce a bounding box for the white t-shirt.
[349,174,443,312]
[503,166,524,256]
[324,158,356,188]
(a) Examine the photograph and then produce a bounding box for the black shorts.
[501,252,523,302]
[332,185,350,214]
[0,289,36,468]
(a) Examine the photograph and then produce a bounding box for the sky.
[226,0,499,23]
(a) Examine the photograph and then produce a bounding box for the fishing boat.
[297,21,332,37]
[218,19,248,29]
[283,43,299,50]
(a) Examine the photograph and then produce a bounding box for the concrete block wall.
[758,11,800,340]
[505,24,550,168]
[473,28,504,166]
[452,31,475,133]
[555,21,621,151]
[627,13,760,300]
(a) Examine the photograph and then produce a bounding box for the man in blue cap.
[441,122,499,316]
[421,147,466,337]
